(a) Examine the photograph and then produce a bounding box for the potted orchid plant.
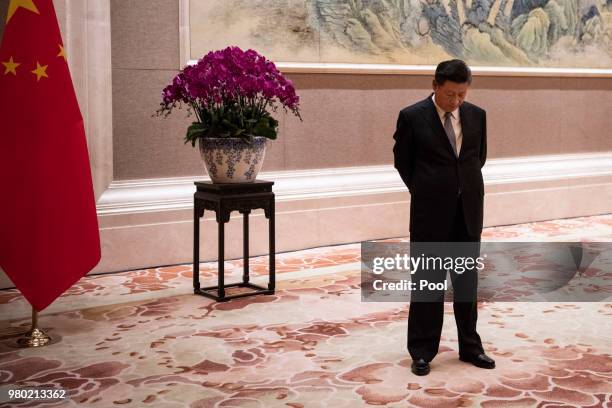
[157,46,301,183]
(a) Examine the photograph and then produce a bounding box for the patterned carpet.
[0,215,611,407]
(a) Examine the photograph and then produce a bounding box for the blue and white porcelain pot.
[199,137,267,183]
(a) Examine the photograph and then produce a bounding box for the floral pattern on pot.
[199,137,267,183]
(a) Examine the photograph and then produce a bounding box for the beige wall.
[109,1,612,181]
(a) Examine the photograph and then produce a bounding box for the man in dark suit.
[392,59,495,376]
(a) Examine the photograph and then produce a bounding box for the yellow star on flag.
[2,57,21,75]
[6,0,40,24]
[31,62,48,81]
[57,44,67,61]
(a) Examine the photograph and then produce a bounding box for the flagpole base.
[16,328,51,348]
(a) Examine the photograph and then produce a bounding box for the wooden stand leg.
[269,199,275,292]
[218,220,225,299]
[243,211,250,284]
[193,207,202,293]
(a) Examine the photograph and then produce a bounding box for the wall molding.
[97,152,612,216]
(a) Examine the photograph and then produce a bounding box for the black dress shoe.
[459,353,495,369]
[411,358,430,376]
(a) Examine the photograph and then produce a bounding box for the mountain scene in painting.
[189,0,612,68]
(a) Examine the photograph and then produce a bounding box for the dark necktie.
[444,112,457,157]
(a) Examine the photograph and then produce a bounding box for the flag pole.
[17,307,50,348]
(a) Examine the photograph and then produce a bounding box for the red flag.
[0,0,101,311]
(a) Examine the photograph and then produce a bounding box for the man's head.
[432,59,472,113]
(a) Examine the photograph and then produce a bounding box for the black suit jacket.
[393,94,487,239]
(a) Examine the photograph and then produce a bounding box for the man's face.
[433,80,469,112]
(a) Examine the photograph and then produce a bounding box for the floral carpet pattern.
[0,215,611,407]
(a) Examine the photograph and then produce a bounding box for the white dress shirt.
[432,95,462,154]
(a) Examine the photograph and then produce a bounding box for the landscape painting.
[188,0,612,69]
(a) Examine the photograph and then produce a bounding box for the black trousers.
[407,196,484,362]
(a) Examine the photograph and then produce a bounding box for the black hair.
[434,59,472,85]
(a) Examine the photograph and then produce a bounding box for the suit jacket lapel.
[419,95,456,157]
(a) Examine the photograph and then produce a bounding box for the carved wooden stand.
[193,180,275,301]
